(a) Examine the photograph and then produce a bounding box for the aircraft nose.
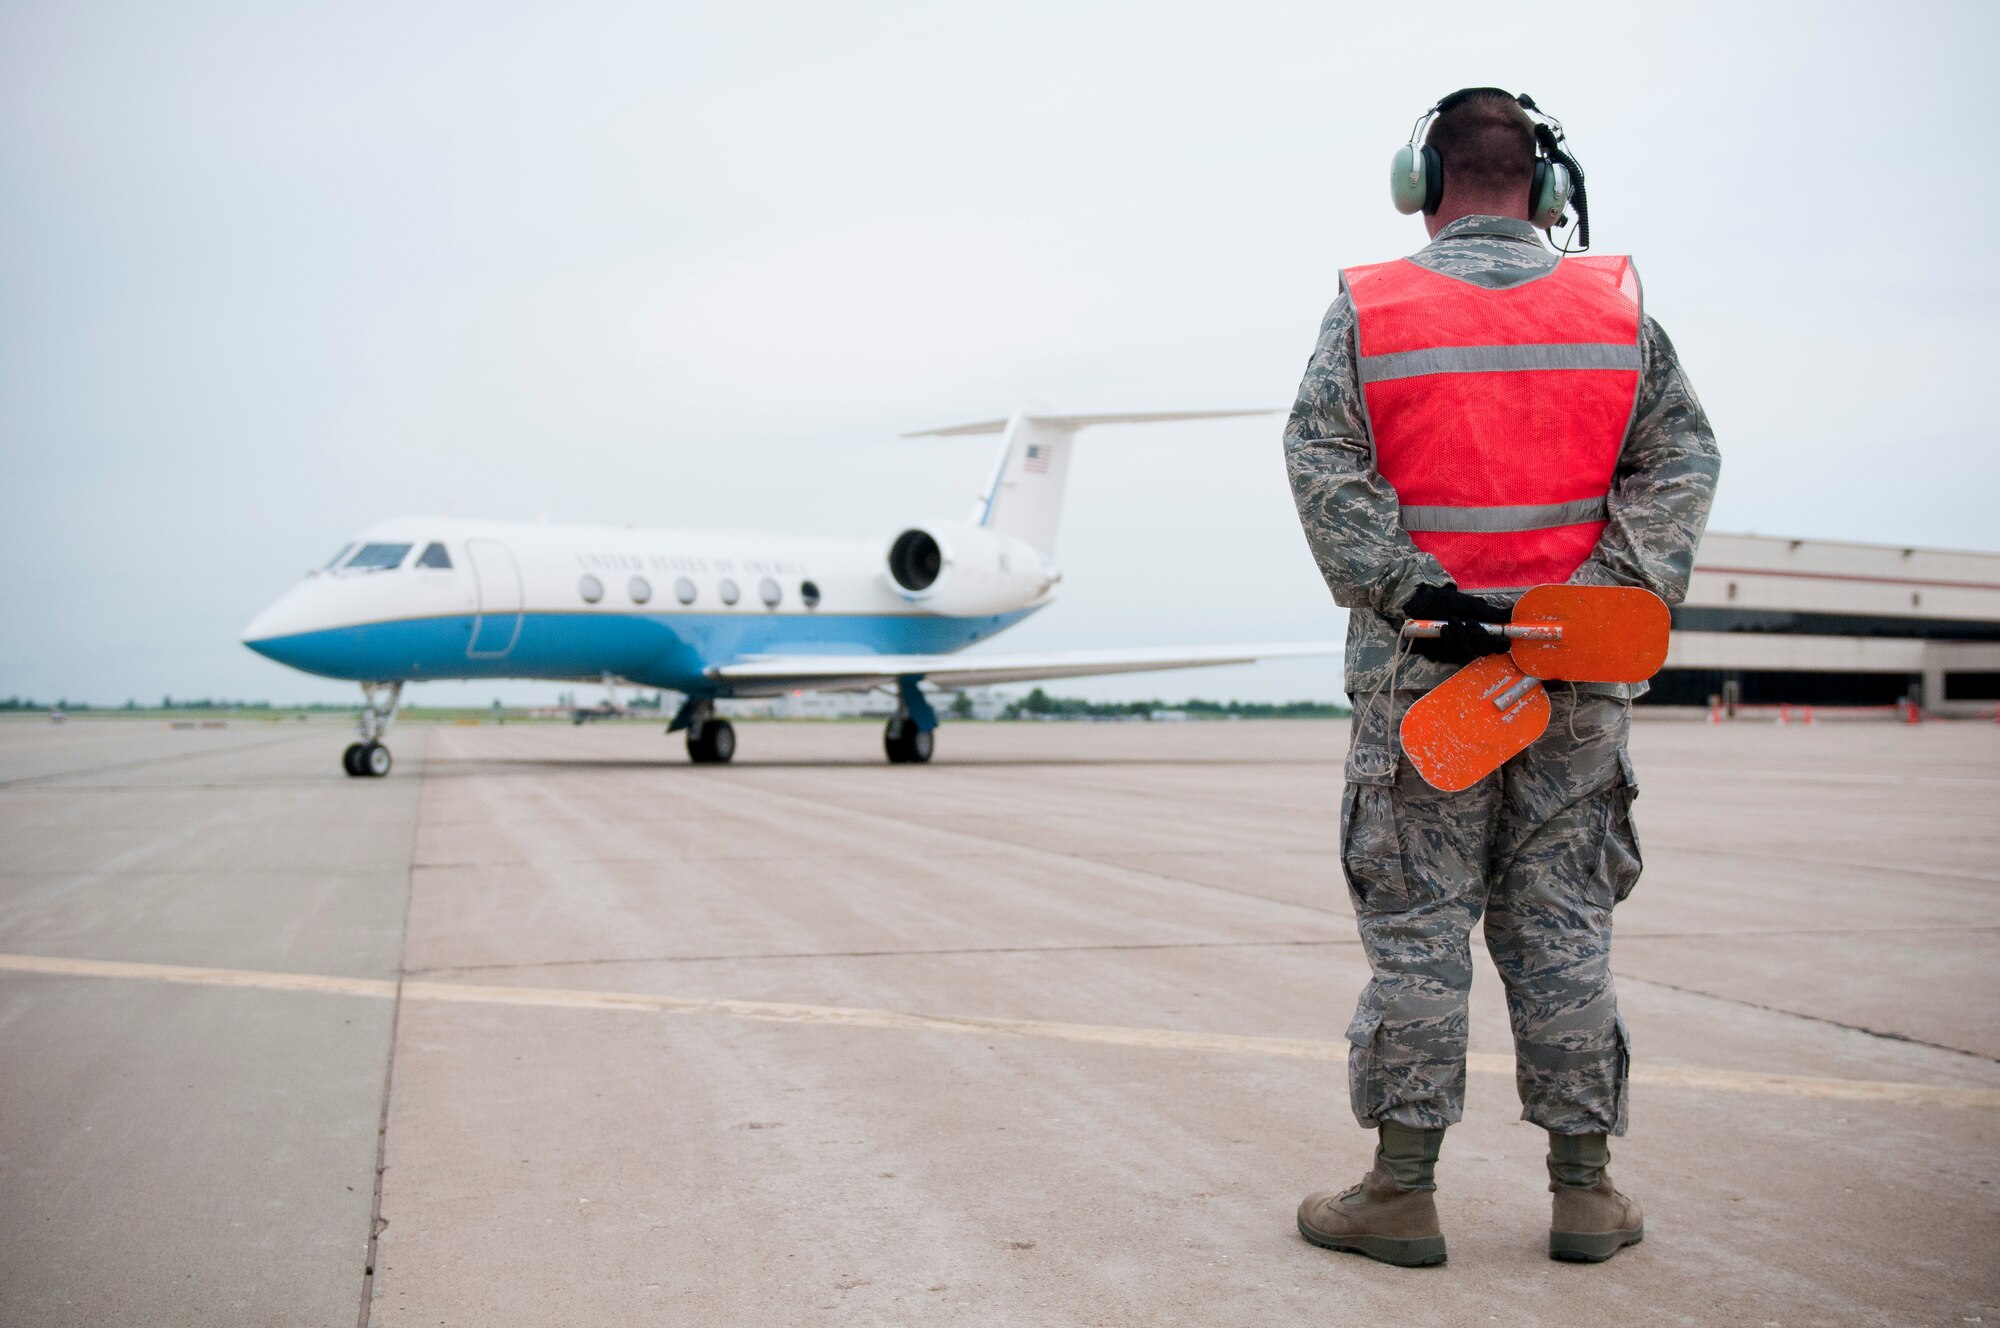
[241,582,331,655]
[241,604,283,650]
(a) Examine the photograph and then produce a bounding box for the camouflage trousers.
[1339,684,1641,1136]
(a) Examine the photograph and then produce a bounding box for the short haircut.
[1425,90,1535,205]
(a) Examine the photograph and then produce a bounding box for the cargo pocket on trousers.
[1345,1003,1386,1122]
[1339,743,1409,912]
[1606,750,1643,904]
[1610,1012,1632,1135]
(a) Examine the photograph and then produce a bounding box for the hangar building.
[1649,532,2000,717]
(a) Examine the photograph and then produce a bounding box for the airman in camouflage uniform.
[1287,211,1719,1265]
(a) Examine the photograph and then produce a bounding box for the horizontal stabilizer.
[902,409,1275,439]
[708,641,1338,698]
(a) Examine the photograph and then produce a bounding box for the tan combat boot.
[1297,1123,1447,1267]
[1546,1132,1643,1262]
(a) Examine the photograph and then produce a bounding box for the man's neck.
[1425,205,1532,239]
[1424,214,1545,246]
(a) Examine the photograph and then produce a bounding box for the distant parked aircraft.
[243,410,1333,776]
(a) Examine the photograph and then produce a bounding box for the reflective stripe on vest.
[1343,254,1642,592]
[1359,342,1640,383]
[1399,496,1609,533]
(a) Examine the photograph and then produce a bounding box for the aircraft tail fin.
[902,409,1274,557]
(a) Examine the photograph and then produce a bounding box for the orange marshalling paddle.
[1508,584,1671,683]
[1397,585,1670,791]
[1398,654,1551,793]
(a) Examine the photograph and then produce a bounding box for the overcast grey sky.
[2,0,1994,706]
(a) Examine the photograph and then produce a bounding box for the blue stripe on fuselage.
[243,609,1038,691]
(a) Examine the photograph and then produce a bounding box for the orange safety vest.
[1343,254,1642,591]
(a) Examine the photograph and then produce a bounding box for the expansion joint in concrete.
[403,936,1365,976]
[0,731,325,789]
[357,731,427,1328]
[1616,972,2000,1066]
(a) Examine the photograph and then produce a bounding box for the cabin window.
[579,574,604,604]
[800,579,821,609]
[718,578,740,606]
[759,577,781,608]
[347,543,413,571]
[629,576,652,605]
[322,544,354,570]
[416,542,452,569]
[675,577,697,605]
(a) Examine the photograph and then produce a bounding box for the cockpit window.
[416,542,452,569]
[322,544,354,570]
[346,543,413,571]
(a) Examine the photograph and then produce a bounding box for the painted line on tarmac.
[6,951,1997,1110]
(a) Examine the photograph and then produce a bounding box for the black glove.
[1402,583,1511,625]
[1399,583,1512,666]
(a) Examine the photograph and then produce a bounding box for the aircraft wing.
[707,642,1340,697]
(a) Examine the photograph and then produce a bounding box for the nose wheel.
[343,681,402,777]
[342,742,392,778]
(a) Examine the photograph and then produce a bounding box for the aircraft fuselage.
[242,516,1040,695]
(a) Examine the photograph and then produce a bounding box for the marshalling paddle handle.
[1488,674,1542,710]
[1400,620,1563,642]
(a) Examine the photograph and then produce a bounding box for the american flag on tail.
[1022,442,1055,474]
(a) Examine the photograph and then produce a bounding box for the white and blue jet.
[242,409,1333,775]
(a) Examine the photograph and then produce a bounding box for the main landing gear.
[688,717,736,764]
[669,680,941,767]
[342,681,402,778]
[672,697,736,765]
[883,677,936,764]
[883,714,933,764]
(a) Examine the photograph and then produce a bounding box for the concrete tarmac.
[1,715,1996,1326]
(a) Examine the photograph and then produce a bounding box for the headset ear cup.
[1420,145,1443,214]
[1390,143,1427,215]
[1530,159,1572,230]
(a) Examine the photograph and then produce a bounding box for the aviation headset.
[1390,88,1590,250]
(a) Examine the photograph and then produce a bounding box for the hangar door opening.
[466,539,523,658]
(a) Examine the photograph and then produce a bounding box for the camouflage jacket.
[1284,215,1721,695]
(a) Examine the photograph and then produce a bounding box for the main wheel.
[884,719,934,764]
[708,720,736,763]
[342,742,367,777]
[363,743,392,777]
[686,719,737,765]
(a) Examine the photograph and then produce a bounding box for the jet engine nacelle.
[884,522,1059,616]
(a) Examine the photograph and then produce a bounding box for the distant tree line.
[0,696,356,713]
[1,690,1348,720]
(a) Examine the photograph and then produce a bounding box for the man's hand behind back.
[1400,583,1513,666]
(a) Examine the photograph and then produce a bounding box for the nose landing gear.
[343,682,402,778]
[342,741,393,777]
